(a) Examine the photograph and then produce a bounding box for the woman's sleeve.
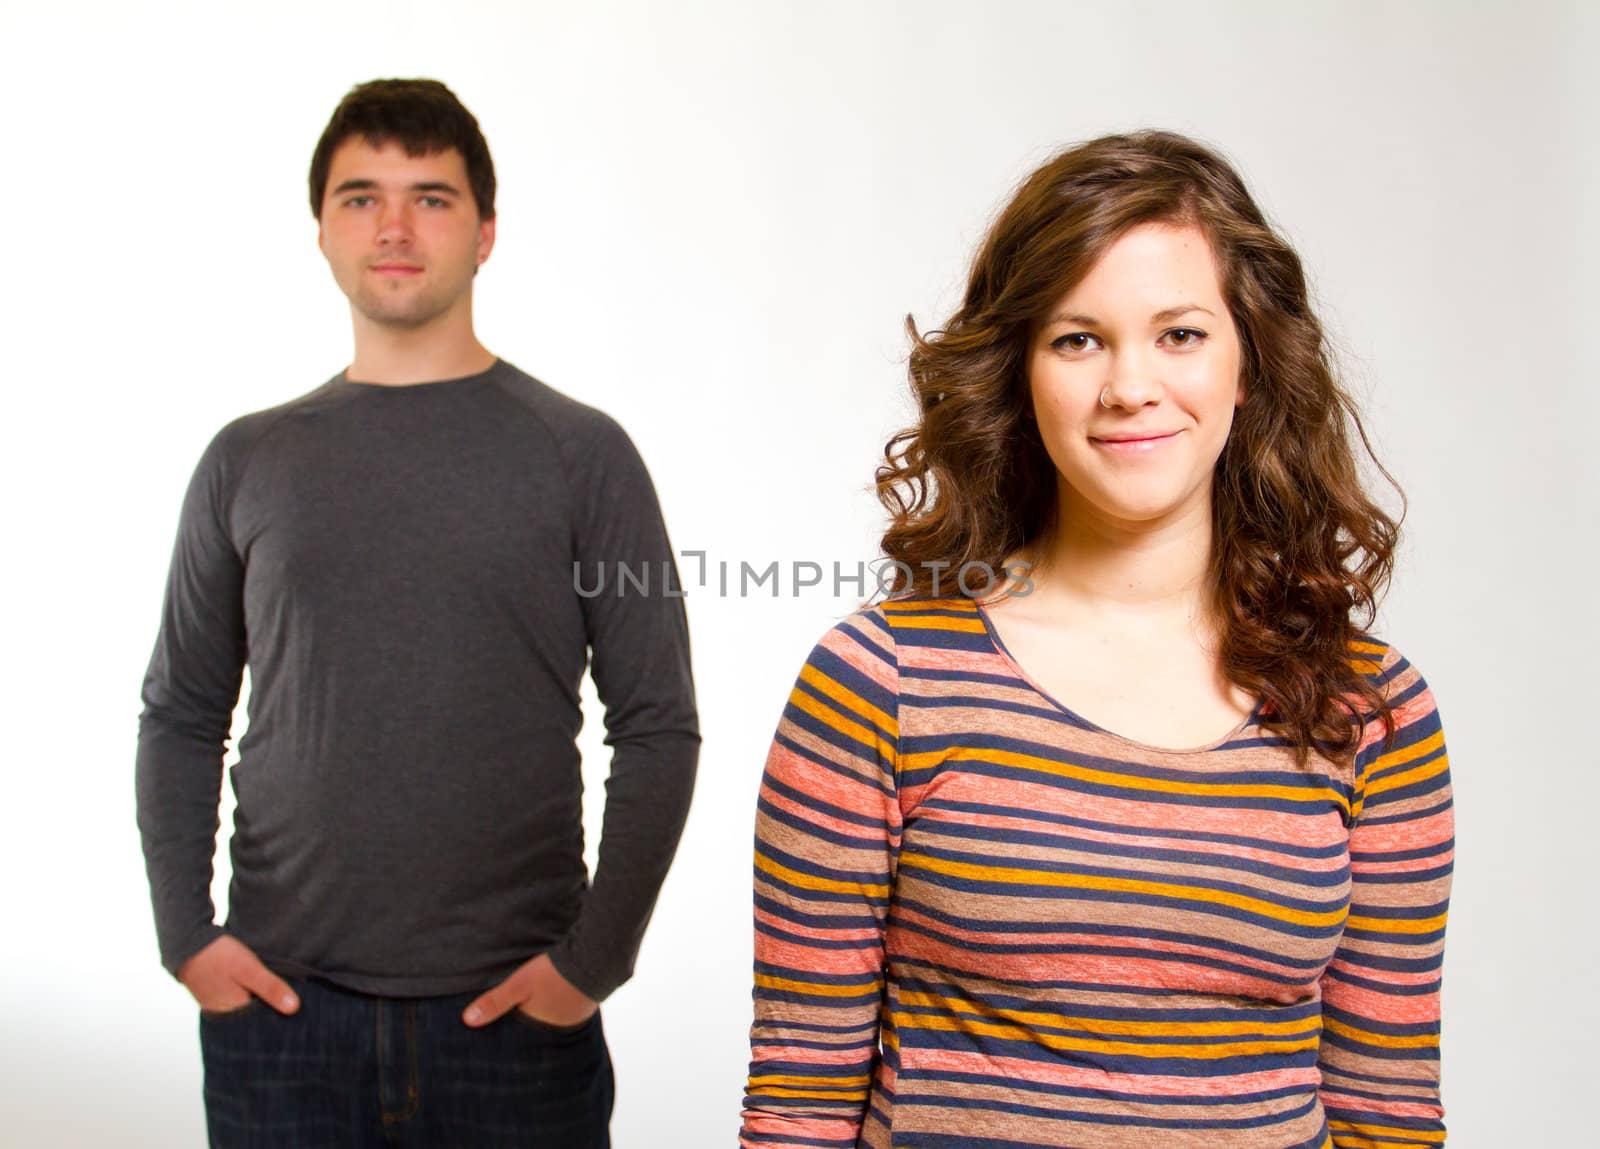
[1317,643,1455,1148]
[740,609,901,1148]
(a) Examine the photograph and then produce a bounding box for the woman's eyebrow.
[1043,303,1216,327]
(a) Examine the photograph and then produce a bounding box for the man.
[135,78,699,1148]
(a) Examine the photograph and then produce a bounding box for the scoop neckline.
[971,598,1261,756]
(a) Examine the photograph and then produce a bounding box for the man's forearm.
[546,729,700,1001]
[135,706,230,974]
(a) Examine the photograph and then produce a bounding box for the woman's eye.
[1052,332,1101,352]
[1163,327,1207,348]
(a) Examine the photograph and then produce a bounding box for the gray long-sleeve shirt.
[135,358,699,1001]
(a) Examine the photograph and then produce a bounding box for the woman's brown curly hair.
[876,130,1401,761]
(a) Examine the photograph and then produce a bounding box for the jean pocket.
[510,1006,598,1038]
[200,996,263,1023]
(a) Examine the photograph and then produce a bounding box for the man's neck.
[346,310,496,386]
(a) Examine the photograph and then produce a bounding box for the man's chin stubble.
[354,296,445,330]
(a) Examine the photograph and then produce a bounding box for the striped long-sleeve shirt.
[742,597,1453,1149]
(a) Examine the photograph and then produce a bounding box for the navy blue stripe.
[892,901,1337,975]
[916,797,1348,859]
[914,817,1351,887]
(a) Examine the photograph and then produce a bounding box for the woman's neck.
[1016,490,1216,634]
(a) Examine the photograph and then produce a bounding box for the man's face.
[317,138,495,329]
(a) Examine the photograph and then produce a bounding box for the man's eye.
[345,195,374,208]
[1163,327,1207,347]
[1052,332,1101,352]
[420,196,448,208]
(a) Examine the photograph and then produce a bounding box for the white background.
[2,1,1593,1145]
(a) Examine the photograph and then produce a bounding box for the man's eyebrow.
[329,179,464,196]
[1044,303,1216,327]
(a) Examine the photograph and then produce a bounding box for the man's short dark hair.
[309,78,496,221]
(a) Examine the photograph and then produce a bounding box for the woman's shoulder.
[1347,633,1445,765]
[796,594,990,685]
[869,594,996,648]
[811,594,981,645]
[1349,633,1435,707]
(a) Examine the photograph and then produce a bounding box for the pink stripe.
[755,905,880,945]
[904,1048,1321,1096]
[761,779,889,841]
[1319,1091,1443,1119]
[1322,977,1441,1022]
[758,934,883,976]
[895,929,1304,1000]
[891,905,1314,983]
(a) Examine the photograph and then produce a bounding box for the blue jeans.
[199,977,614,1148]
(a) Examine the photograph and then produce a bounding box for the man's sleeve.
[741,610,900,1148]
[545,415,700,1002]
[1317,643,1454,1147]
[134,428,249,976]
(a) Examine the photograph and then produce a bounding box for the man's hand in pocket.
[461,953,595,1028]
[177,935,300,1015]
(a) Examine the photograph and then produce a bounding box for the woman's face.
[1027,221,1244,533]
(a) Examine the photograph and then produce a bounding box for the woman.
[741,131,1453,1149]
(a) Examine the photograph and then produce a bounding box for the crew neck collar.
[330,357,505,394]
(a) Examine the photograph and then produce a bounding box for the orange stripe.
[898,850,1348,928]
[894,1012,1320,1058]
[799,663,897,740]
[788,686,897,764]
[1322,1016,1439,1050]
[901,745,1347,813]
[754,852,890,899]
[895,991,1320,1038]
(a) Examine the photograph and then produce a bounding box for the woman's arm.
[1317,643,1455,1147]
[741,609,901,1148]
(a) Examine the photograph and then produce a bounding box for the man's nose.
[376,203,414,245]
